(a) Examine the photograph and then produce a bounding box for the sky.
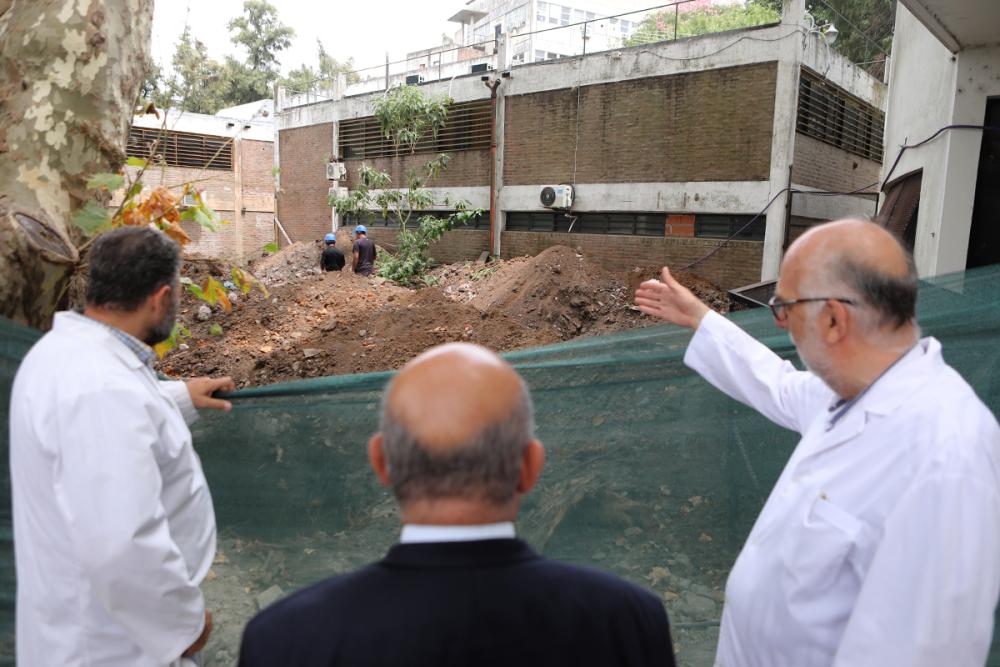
[151,0,463,77]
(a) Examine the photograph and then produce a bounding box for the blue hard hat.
[324,233,336,243]
[354,225,367,234]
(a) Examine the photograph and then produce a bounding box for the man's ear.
[516,440,545,495]
[145,283,173,319]
[368,434,391,487]
[824,299,851,344]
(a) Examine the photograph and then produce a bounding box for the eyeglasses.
[767,295,857,322]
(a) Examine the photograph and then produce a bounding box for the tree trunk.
[0,0,153,329]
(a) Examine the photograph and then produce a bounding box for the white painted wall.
[880,3,1000,276]
[500,181,772,213]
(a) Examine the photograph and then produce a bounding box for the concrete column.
[233,136,244,260]
[493,80,508,257]
[331,121,340,233]
[760,0,805,280]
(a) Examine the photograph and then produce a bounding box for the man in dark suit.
[238,342,676,667]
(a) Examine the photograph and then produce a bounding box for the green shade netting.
[3,265,1000,665]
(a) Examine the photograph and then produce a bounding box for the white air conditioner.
[329,186,349,201]
[180,193,197,208]
[325,161,347,180]
[540,184,573,210]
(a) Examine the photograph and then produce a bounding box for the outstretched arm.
[634,267,710,330]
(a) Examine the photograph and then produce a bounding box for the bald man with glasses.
[635,219,1000,667]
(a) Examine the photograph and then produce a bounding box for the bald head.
[377,343,536,506]
[782,219,917,330]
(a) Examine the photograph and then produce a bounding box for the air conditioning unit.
[325,161,347,180]
[180,193,197,208]
[405,74,424,85]
[328,186,349,201]
[540,184,573,210]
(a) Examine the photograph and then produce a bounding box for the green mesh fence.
[3,266,1000,665]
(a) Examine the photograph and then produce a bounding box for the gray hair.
[803,238,918,333]
[379,382,535,506]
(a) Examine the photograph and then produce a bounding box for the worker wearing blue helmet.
[352,225,377,277]
[321,232,345,272]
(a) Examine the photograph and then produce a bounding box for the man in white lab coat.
[9,227,235,666]
[635,219,1000,666]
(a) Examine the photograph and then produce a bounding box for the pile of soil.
[161,243,732,387]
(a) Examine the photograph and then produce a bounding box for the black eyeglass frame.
[767,295,858,321]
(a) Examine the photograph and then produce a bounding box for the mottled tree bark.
[0,0,153,329]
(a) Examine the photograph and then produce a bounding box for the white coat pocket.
[780,494,865,629]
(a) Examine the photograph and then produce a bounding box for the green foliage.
[71,202,113,237]
[805,0,894,75]
[376,205,481,285]
[282,39,360,93]
[373,85,450,155]
[153,323,191,359]
[209,324,224,336]
[86,173,124,192]
[625,1,780,46]
[262,242,279,254]
[227,0,294,80]
[471,262,500,281]
[158,25,231,114]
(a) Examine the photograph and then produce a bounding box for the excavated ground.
[161,242,732,387]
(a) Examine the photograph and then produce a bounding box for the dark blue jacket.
[238,538,676,666]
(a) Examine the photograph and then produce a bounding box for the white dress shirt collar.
[400,522,516,544]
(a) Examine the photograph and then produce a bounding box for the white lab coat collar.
[55,311,147,372]
[859,337,942,417]
[400,522,516,544]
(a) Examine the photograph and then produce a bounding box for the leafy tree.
[373,85,450,156]
[329,87,480,285]
[743,0,893,76]
[284,40,360,94]
[160,25,230,113]
[225,0,294,103]
[331,159,482,286]
[806,0,893,77]
[625,1,780,46]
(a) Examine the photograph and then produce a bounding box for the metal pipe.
[484,78,503,256]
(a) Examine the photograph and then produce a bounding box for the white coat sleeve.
[161,379,199,426]
[684,310,830,434]
[833,458,1000,666]
[53,385,206,663]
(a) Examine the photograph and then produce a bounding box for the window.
[338,99,492,160]
[506,212,665,236]
[126,127,233,170]
[346,210,489,230]
[574,9,584,21]
[586,11,596,19]
[694,214,765,240]
[535,50,547,61]
[796,68,884,162]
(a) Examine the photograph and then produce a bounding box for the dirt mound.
[161,244,733,387]
[252,242,324,286]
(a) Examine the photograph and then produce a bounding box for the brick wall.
[503,62,778,185]
[344,150,490,189]
[277,123,333,243]
[116,139,274,261]
[333,227,489,266]
[792,133,882,193]
[500,232,762,289]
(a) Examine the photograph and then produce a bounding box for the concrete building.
[877,0,1000,276]
[119,107,276,260]
[275,0,884,289]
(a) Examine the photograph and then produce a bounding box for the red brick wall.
[277,123,333,243]
[344,150,490,189]
[792,133,882,193]
[500,231,762,289]
[115,138,274,261]
[503,62,778,185]
[334,227,489,265]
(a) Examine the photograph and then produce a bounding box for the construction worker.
[321,233,345,272]
[352,225,377,277]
